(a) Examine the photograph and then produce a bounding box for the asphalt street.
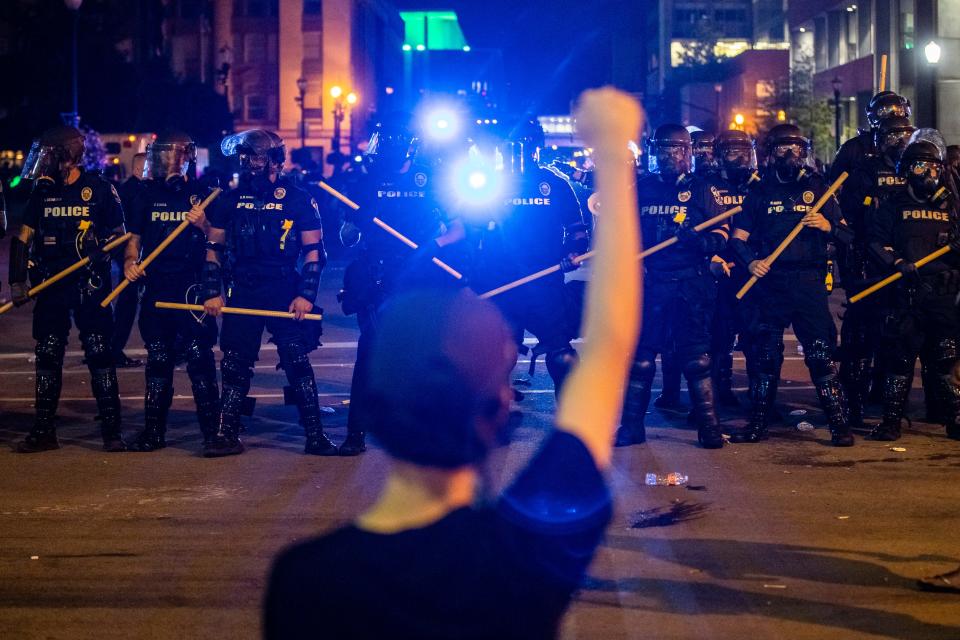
[1,260,959,639]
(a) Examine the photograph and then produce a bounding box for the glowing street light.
[330,85,343,99]
[346,92,358,105]
[734,113,745,126]
[925,41,942,64]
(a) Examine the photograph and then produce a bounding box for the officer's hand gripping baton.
[317,181,464,280]
[100,188,222,308]
[735,172,848,300]
[478,205,742,300]
[0,232,133,315]
[154,301,323,321]
[848,245,952,303]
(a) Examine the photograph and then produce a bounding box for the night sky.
[397,0,635,114]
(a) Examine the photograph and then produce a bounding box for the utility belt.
[644,264,706,282]
[231,264,298,288]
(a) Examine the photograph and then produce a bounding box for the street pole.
[65,0,83,127]
[832,77,842,152]
[295,77,307,149]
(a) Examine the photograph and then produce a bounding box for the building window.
[304,0,322,16]
[845,9,858,61]
[234,0,278,17]
[900,0,915,50]
[245,33,266,63]
[246,95,267,121]
[304,32,322,60]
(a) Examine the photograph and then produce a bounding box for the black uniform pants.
[139,275,219,432]
[880,293,960,377]
[31,271,120,431]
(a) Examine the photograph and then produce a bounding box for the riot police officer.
[708,129,760,408]
[471,118,587,395]
[615,124,728,449]
[837,116,913,428]
[339,114,465,456]
[691,130,719,179]
[121,132,219,453]
[10,125,127,452]
[831,91,911,181]
[730,124,854,446]
[866,133,960,441]
[203,129,331,457]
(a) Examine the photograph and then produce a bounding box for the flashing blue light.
[467,171,487,189]
[422,107,460,143]
[449,157,504,215]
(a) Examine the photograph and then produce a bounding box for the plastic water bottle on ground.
[645,472,689,486]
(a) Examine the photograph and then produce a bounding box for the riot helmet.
[144,130,196,182]
[21,125,85,183]
[714,129,756,184]
[946,145,960,174]
[866,91,912,129]
[365,112,417,173]
[221,129,286,187]
[691,130,717,176]
[764,124,810,182]
[647,124,692,179]
[873,116,914,165]
[898,129,946,199]
[502,117,545,175]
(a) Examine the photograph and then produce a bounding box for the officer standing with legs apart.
[729,124,854,446]
[203,129,332,457]
[708,129,759,409]
[121,132,220,453]
[866,132,960,441]
[615,124,728,449]
[837,116,913,429]
[10,126,127,452]
[339,115,465,456]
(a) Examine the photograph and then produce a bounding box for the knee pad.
[632,352,656,383]
[184,340,216,377]
[546,346,577,380]
[35,335,67,370]
[82,333,113,369]
[804,339,837,382]
[276,340,312,378]
[682,353,712,381]
[221,350,254,384]
[931,338,960,376]
[755,326,785,375]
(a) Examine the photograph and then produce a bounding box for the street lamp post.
[925,41,941,129]
[346,92,358,155]
[295,77,307,148]
[832,77,842,152]
[64,0,83,127]
[330,86,344,154]
[714,83,723,130]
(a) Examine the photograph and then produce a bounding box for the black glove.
[83,236,114,264]
[895,260,927,291]
[10,282,29,306]
[675,223,699,246]
[949,234,960,254]
[560,253,581,273]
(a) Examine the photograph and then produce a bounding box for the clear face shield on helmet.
[20,140,83,182]
[692,143,717,174]
[143,142,197,180]
[877,128,914,163]
[648,142,691,177]
[221,129,285,181]
[365,129,415,173]
[718,144,757,183]
[502,140,538,175]
[769,139,813,180]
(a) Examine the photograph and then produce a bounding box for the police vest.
[636,174,721,272]
[35,180,100,265]
[364,169,442,259]
[227,184,303,267]
[751,178,834,267]
[891,198,957,264]
[140,182,207,272]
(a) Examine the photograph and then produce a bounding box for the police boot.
[815,377,854,447]
[186,343,221,449]
[687,371,724,449]
[279,342,338,456]
[731,373,775,443]
[869,374,910,441]
[19,336,67,453]
[205,352,249,458]
[712,351,740,408]
[840,358,872,429]
[128,377,171,452]
[545,347,578,398]
[615,360,653,446]
[934,371,960,441]
[653,353,684,412]
[84,334,126,452]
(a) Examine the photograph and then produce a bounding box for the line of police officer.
[9,89,960,456]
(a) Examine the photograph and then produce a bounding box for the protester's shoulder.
[273,526,360,575]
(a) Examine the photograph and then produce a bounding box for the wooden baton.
[735,172,848,300]
[0,232,133,315]
[155,301,323,321]
[317,181,464,280]
[479,205,742,300]
[100,188,222,307]
[879,54,888,93]
[848,245,952,304]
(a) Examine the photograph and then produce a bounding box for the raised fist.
[574,88,643,155]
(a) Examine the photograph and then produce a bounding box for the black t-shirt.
[738,172,843,269]
[126,179,211,276]
[24,171,125,273]
[635,172,726,272]
[263,431,611,640]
